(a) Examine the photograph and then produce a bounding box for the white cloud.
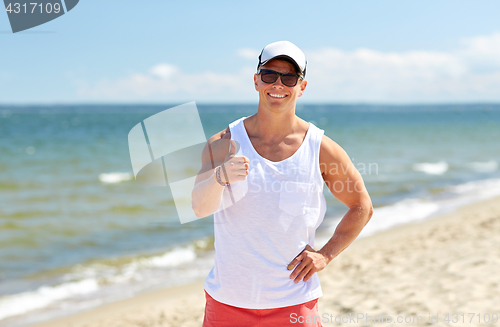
[77,32,500,103]
[149,64,179,79]
[237,48,260,60]
[461,32,500,57]
[305,32,500,102]
[77,65,257,102]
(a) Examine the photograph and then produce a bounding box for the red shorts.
[203,290,324,327]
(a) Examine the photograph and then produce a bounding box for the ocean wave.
[447,178,500,198]
[62,246,197,284]
[0,246,197,323]
[467,160,498,173]
[312,198,440,251]
[318,177,500,248]
[98,172,133,184]
[412,161,448,175]
[359,198,439,238]
[0,279,99,321]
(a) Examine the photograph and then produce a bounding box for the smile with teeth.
[268,93,287,98]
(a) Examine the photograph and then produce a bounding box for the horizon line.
[2,102,500,107]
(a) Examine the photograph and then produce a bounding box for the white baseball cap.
[257,41,307,77]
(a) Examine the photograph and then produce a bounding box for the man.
[192,41,373,327]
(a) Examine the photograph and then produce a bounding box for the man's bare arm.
[317,134,373,263]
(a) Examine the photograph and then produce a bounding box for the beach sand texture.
[28,196,500,327]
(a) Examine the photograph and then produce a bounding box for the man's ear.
[254,74,259,91]
[298,80,307,97]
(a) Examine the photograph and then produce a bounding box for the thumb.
[228,139,237,157]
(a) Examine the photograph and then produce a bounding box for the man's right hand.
[220,139,249,184]
[192,131,248,218]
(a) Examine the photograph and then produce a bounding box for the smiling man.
[192,41,373,327]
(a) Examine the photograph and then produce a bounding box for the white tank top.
[203,116,326,309]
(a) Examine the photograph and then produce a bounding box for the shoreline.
[19,195,500,327]
[23,280,207,327]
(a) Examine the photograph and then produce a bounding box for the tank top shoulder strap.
[306,122,325,188]
[227,117,247,152]
[228,116,246,130]
[307,122,324,154]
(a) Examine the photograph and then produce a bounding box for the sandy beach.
[27,196,500,327]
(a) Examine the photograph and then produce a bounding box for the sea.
[1,103,500,326]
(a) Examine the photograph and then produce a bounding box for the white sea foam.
[468,160,498,173]
[317,198,440,245]
[317,177,500,248]
[0,279,98,321]
[103,246,198,284]
[313,198,439,251]
[412,161,449,175]
[358,198,440,238]
[64,246,197,282]
[446,178,500,203]
[0,246,197,323]
[138,246,197,267]
[98,172,133,184]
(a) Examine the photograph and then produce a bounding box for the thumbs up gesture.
[220,139,250,184]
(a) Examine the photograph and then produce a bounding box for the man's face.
[254,59,307,110]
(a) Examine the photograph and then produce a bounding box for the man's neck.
[247,106,300,140]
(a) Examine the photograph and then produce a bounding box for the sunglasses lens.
[281,74,298,87]
[259,69,300,86]
[261,71,278,84]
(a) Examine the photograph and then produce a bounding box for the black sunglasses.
[257,69,303,87]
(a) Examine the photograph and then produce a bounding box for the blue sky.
[1,0,500,104]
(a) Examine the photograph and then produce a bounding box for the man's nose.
[272,76,284,87]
